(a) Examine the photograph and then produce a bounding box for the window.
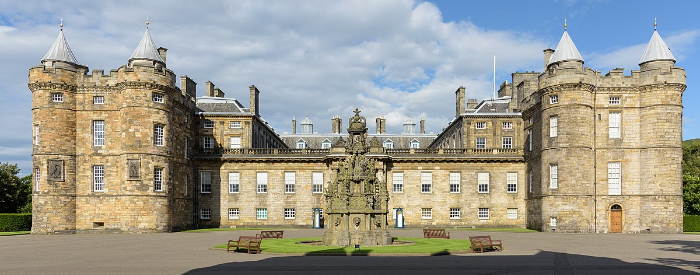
[421,208,432,219]
[393,172,404,193]
[34,125,39,145]
[550,217,557,227]
[256,208,267,219]
[549,116,558,137]
[528,117,533,125]
[312,172,324,193]
[528,170,533,193]
[230,137,241,149]
[228,172,239,193]
[200,209,211,220]
[184,137,188,158]
[507,208,518,220]
[421,172,432,193]
[502,122,513,129]
[203,120,214,128]
[478,208,490,219]
[93,165,104,192]
[200,171,211,193]
[51,93,63,102]
[256,172,267,193]
[450,208,461,219]
[228,208,240,219]
[321,140,332,149]
[383,139,394,149]
[609,112,621,138]
[285,172,296,193]
[152,93,164,103]
[502,137,512,149]
[296,140,306,149]
[550,95,558,104]
[410,140,420,149]
[230,121,241,128]
[475,122,486,129]
[185,176,188,197]
[476,137,486,149]
[608,162,621,195]
[154,167,163,191]
[93,120,105,146]
[507,172,517,193]
[35,167,40,192]
[153,124,164,146]
[93,96,104,104]
[449,172,460,193]
[478,172,489,193]
[203,136,214,149]
[284,208,295,219]
[550,164,558,188]
[609,97,621,105]
[528,129,532,151]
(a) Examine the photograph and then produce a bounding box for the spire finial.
[564,19,567,31]
[654,17,657,31]
[146,17,149,28]
[60,18,63,30]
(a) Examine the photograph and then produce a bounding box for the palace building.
[29,22,685,234]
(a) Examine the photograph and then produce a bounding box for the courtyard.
[1,229,699,274]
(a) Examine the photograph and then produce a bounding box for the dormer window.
[51,93,63,102]
[321,139,332,149]
[296,139,307,149]
[550,95,558,104]
[475,122,486,129]
[410,139,420,149]
[383,139,394,149]
[152,93,164,103]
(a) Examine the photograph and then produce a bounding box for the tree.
[0,163,32,213]
[683,139,700,215]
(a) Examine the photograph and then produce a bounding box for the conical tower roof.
[42,29,79,65]
[639,30,676,65]
[548,30,584,64]
[129,26,164,63]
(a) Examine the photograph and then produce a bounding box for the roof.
[472,96,513,114]
[195,96,247,114]
[639,30,676,65]
[42,29,79,64]
[548,30,584,64]
[301,114,313,125]
[129,28,164,63]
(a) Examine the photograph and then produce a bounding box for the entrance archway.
[609,204,622,233]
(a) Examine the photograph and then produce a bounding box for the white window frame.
[285,172,296,193]
[200,171,211,193]
[296,141,306,149]
[420,171,432,193]
[152,93,164,103]
[93,96,104,104]
[284,208,295,219]
[93,120,105,146]
[478,172,489,193]
[550,95,558,104]
[34,125,39,145]
[528,170,533,193]
[93,165,104,192]
[528,129,532,151]
[502,137,512,149]
[449,172,460,193]
[383,139,394,149]
[154,167,163,192]
[184,137,188,158]
[507,208,518,220]
[609,112,621,138]
[51,93,63,102]
[476,137,486,149]
[507,172,518,193]
[200,209,211,220]
[228,208,240,219]
[230,137,241,149]
[410,140,420,149]
[312,172,324,193]
[478,208,490,219]
[502,122,513,129]
[35,167,40,192]
[550,116,558,137]
[550,217,557,227]
[609,96,621,105]
[449,208,461,219]
[256,172,268,193]
[230,121,241,128]
[321,141,332,149]
[203,136,214,149]
[475,122,486,129]
[154,124,164,146]
[608,162,621,195]
[393,172,404,193]
[228,172,239,193]
[203,120,214,129]
[550,164,558,189]
[256,208,267,219]
[421,208,432,219]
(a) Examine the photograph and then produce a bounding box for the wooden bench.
[423,228,450,239]
[257,230,284,239]
[469,235,503,253]
[227,236,262,254]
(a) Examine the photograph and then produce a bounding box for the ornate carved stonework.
[128,159,140,179]
[48,159,64,182]
[322,109,391,246]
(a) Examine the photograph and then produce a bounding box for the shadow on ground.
[183,250,697,275]
[647,240,700,270]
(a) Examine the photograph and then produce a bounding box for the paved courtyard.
[1,229,699,274]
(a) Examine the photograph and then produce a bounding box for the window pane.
[449,172,460,193]
[393,172,403,193]
[229,172,239,193]
[313,172,324,193]
[478,173,489,193]
[421,172,432,193]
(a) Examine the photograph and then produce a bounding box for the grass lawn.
[0,231,30,236]
[215,237,472,254]
[182,228,298,233]
[447,228,537,232]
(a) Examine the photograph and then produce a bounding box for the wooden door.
[610,210,622,233]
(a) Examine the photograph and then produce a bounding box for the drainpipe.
[593,72,598,233]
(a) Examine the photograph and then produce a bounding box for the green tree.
[0,163,32,213]
[683,139,700,215]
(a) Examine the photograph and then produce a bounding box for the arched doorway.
[610,204,622,233]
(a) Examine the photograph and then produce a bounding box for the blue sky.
[0,0,698,175]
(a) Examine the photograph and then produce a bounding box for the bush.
[684,215,700,232]
[0,213,31,231]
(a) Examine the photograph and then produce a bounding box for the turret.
[128,19,165,69]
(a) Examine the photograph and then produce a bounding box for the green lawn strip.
[684,232,700,234]
[446,228,537,232]
[215,237,471,254]
[182,228,288,233]
[0,231,30,236]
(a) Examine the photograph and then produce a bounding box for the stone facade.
[30,26,684,234]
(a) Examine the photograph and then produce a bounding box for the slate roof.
[129,27,164,63]
[42,29,79,64]
[639,30,676,65]
[195,96,247,114]
[549,30,584,64]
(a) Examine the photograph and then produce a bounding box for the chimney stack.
[331,115,342,134]
[249,85,260,116]
[292,117,297,134]
[214,88,225,98]
[544,48,555,70]
[420,116,425,134]
[205,81,215,97]
[467,99,478,110]
[455,86,466,117]
[180,76,197,98]
[157,47,168,64]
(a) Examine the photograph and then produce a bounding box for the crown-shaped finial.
[654,17,657,30]
[564,19,567,31]
[60,18,63,29]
